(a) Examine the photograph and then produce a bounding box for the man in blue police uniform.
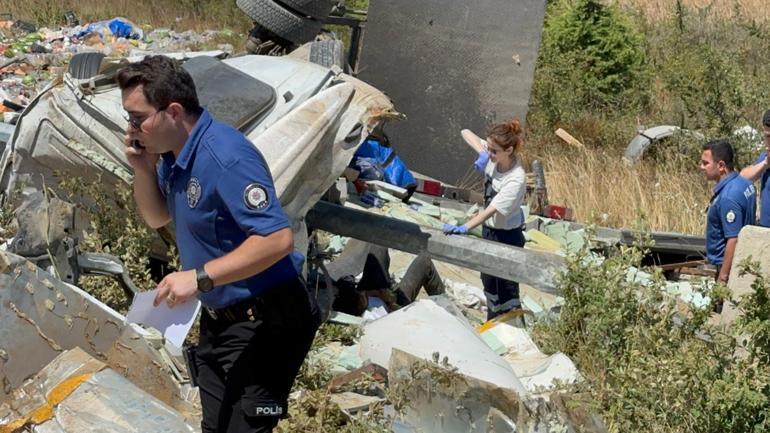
[117,55,319,433]
[740,109,770,226]
[701,139,756,283]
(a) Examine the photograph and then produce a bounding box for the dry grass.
[536,146,710,235]
[613,0,770,21]
[0,0,252,33]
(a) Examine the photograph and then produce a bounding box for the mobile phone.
[131,140,145,150]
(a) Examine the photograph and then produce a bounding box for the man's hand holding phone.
[124,134,159,174]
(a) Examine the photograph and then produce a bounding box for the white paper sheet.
[125,289,201,349]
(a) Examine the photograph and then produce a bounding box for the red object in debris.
[353,179,367,194]
[416,178,442,196]
[545,204,574,221]
[327,363,389,392]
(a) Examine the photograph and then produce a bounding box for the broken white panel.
[482,324,581,393]
[311,342,364,375]
[386,349,606,433]
[359,299,528,397]
[34,370,196,432]
[329,392,384,415]
[0,348,197,433]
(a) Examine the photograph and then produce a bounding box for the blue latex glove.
[473,151,490,172]
[442,224,469,235]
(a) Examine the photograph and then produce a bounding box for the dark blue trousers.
[481,225,525,320]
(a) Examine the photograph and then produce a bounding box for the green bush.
[58,175,168,313]
[531,0,649,126]
[533,242,770,433]
[649,12,770,137]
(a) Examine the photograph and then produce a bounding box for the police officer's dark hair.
[116,55,201,114]
[763,110,770,128]
[703,139,734,170]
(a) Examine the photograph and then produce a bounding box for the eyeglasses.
[125,105,168,130]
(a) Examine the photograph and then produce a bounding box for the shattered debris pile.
[0,14,236,123]
[0,250,201,431]
[278,295,600,432]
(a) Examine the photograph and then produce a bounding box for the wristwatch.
[196,267,214,293]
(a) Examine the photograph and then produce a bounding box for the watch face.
[197,269,214,292]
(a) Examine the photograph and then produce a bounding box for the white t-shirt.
[483,159,526,230]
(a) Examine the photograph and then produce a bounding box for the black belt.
[202,278,305,324]
[204,296,264,323]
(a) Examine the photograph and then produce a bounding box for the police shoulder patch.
[244,183,269,210]
[187,177,201,208]
[726,210,736,223]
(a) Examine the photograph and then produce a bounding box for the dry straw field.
[615,0,770,21]
[538,150,708,235]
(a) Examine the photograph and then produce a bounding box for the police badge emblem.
[726,210,736,223]
[187,178,201,208]
[244,183,269,210]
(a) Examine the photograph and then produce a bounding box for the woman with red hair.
[444,119,527,319]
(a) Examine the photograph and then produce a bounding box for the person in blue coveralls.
[740,110,770,226]
[443,119,527,319]
[117,55,319,433]
[701,139,756,284]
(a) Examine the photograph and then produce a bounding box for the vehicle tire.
[309,39,344,68]
[279,0,333,20]
[236,0,322,44]
[68,52,106,79]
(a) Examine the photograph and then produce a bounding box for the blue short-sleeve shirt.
[752,151,770,227]
[705,172,756,265]
[157,109,303,308]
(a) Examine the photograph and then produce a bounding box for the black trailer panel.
[360,0,547,183]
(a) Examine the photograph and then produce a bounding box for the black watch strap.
[196,267,214,293]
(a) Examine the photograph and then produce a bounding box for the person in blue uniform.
[443,119,527,319]
[117,55,319,433]
[739,110,770,226]
[701,139,756,283]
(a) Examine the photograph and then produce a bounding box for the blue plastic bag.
[74,17,143,40]
[351,139,417,190]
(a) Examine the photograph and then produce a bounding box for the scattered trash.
[360,190,385,208]
[0,16,236,114]
[72,17,143,41]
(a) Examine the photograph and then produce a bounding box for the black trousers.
[196,278,320,433]
[481,225,525,320]
[358,245,445,305]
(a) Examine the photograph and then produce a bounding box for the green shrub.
[58,175,166,313]
[531,0,649,126]
[533,242,770,433]
[650,14,770,137]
